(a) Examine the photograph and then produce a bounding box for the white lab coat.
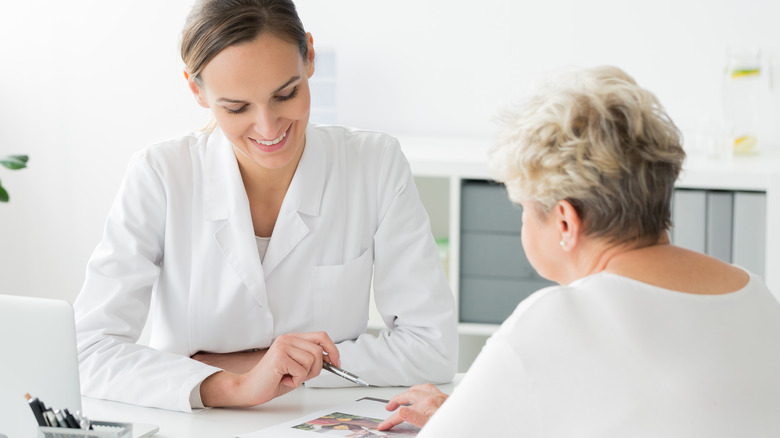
[74,125,458,412]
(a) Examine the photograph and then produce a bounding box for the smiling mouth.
[255,130,287,146]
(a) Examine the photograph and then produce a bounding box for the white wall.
[2,0,779,303]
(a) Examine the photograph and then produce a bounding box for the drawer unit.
[459,277,548,324]
[459,179,554,324]
[461,180,523,233]
[672,189,766,277]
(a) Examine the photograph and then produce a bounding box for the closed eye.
[225,105,248,114]
[274,86,299,102]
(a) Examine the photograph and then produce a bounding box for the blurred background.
[1,0,779,304]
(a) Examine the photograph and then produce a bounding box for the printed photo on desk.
[239,398,420,437]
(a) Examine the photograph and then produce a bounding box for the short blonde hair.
[489,66,685,246]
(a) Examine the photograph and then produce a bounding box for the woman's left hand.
[376,384,449,431]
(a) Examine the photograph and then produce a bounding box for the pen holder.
[38,421,132,438]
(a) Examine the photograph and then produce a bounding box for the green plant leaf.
[0,180,9,202]
[0,155,28,170]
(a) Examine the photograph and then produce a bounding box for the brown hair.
[489,66,686,247]
[181,0,308,83]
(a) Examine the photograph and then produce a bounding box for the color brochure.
[237,397,420,437]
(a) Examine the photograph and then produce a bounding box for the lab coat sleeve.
[73,151,221,412]
[309,138,458,387]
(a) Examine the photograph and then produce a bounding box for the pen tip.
[357,379,370,387]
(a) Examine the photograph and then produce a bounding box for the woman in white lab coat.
[74,0,457,412]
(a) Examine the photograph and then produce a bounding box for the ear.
[555,200,583,251]
[184,70,210,109]
[305,32,316,78]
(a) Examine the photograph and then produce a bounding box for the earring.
[560,240,567,250]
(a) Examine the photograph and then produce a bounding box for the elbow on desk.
[406,333,459,385]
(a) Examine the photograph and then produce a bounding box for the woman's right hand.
[376,383,449,431]
[199,331,340,407]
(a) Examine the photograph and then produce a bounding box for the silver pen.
[322,361,369,386]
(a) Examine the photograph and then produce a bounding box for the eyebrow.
[216,75,301,104]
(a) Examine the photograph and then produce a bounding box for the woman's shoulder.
[491,274,634,338]
[133,130,210,165]
[605,245,751,295]
[493,284,578,334]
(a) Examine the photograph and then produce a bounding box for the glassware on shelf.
[721,47,772,155]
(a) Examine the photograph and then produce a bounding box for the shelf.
[457,322,500,337]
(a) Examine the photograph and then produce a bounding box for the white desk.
[82,377,461,438]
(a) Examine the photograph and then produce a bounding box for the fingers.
[398,406,431,428]
[288,331,341,367]
[268,334,325,382]
[272,343,317,385]
[378,384,448,431]
[377,406,433,430]
[376,411,405,431]
[266,331,341,382]
[384,383,443,410]
[237,331,340,405]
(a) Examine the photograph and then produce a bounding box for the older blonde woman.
[378,66,780,436]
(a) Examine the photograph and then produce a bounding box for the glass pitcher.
[721,47,772,155]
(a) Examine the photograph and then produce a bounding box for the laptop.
[0,294,158,438]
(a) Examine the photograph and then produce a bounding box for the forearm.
[200,371,249,407]
[191,349,267,374]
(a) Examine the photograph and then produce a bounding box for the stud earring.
[560,240,567,250]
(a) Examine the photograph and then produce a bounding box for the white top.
[255,236,271,262]
[420,271,780,437]
[74,125,458,412]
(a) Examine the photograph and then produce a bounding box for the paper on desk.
[237,397,420,437]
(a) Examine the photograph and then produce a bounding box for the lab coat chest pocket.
[313,248,373,341]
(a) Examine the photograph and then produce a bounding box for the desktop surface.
[83,377,462,438]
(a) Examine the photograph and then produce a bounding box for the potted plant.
[0,155,29,202]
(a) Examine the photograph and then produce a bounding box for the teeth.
[257,131,287,146]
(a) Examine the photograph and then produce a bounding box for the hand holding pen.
[200,331,344,407]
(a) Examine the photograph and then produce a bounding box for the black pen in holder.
[38,421,133,438]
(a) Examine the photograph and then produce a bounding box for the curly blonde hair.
[489,66,685,246]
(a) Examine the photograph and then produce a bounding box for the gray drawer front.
[672,188,766,273]
[460,233,533,278]
[706,191,734,263]
[461,180,522,233]
[732,192,766,277]
[672,189,707,253]
[459,277,553,324]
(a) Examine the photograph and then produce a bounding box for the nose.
[252,107,282,140]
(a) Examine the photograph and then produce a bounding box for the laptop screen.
[0,294,82,438]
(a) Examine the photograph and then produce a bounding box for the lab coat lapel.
[203,129,269,309]
[262,128,326,276]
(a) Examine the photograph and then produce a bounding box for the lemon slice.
[734,135,757,154]
[730,69,760,79]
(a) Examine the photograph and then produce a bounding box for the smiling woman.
[72,0,457,413]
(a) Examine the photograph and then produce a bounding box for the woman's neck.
[564,232,670,284]
[233,143,303,199]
